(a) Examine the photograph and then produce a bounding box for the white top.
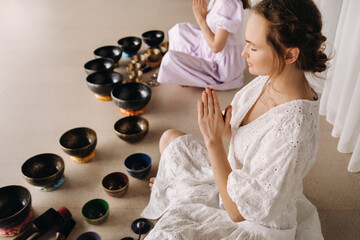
[141,76,324,240]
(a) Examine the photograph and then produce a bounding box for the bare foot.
[149,177,156,190]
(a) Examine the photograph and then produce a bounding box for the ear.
[284,47,300,64]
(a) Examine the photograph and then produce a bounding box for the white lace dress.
[141,76,324,240]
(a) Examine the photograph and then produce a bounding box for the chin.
[248,68,258,75]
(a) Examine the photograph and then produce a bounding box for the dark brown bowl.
[22,153,65,187]
[84,58,114,75]
[111,82,151,111]
[114,116,149,143]
[0,185,32,229]
[142,30,164,47]
[94,46,122,64]
[117,37,142,55]
[102,172,129,198]
[86,71,123,98]
[59,127,97,159]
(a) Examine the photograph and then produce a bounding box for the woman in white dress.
[142,0,329,239]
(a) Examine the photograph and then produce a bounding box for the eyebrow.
[245,40,257,47]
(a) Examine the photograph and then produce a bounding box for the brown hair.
[254,0,328,76]
[240,0,250,9]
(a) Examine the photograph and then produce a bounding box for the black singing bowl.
[86,71,123,97]
[0,185,32,229]
[94,46,123,64]
[142,30,164,47]
[21,153,65,187]
[114,116,149,143]
[117,36,142,55]
[84,58,114,75]
[111,82,151,111]
[59,127,97,158]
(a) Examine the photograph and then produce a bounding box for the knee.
[159,129,185,154]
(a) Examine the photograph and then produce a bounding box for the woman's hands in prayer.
[198,87,232,145]
[197,88,243,222]
[193,0,207,25]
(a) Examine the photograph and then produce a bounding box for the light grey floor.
[0,0,359,239]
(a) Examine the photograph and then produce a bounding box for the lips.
[247,61,253,68]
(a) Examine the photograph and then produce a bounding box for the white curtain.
[318,0,360,172]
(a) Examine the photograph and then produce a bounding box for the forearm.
[198,19,215,49]
[198,19,227,53]
[206,138,245,222]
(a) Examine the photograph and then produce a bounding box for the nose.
[241,44,249,58]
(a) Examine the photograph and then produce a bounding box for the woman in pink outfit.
[157,0,250,90]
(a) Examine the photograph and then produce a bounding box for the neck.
[268,63,313,102]
[272,64,305,91]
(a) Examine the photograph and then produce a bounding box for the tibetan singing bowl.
[126,62,142,73]
[130,54,147,68]
[102,172,129,198]
[141,30,164,47]
[81,199,109,225]
[124,153,152,179]
[128,69,143,82]
[160,41,169,55]
[94,46,122,65]
[118,36,142,55]
[86,71,123,100]
[111,82,151,111]
[22,153,65,187]
[114,116,149,143]
[0,185,32,229]
[84,58,114,75]
[59,127,97,162]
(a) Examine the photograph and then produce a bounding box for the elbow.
[210,46,223,54]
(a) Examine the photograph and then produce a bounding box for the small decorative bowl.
[22,154,65,188]
[114,116,149,143]
[102,172,129,198]
[141,30,164,47]
[111,82,151,113]
[126,62,142,73]
[118,37,142,56]
[0,186,32,229]
[130,54,147,68]
[160,41,169,55]
[84,58,114,75]
[82,199,109,225]
[128,70,143,83]
[86,71,123,101]
[144,48,162,68]
[59,127,97,163]
[76,231,102,240]
[94,46,122,65]
[124,153,152,179]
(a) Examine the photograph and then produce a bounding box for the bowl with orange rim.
[59,127,97,163]
[111,82,151,116]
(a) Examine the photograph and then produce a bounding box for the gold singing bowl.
[128,70,143,82]
[160,41,169,54]
[126,62,142,73]
[145,48,162,68]
[130,54,147,68]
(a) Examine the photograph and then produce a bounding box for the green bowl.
[81,199,109,225]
